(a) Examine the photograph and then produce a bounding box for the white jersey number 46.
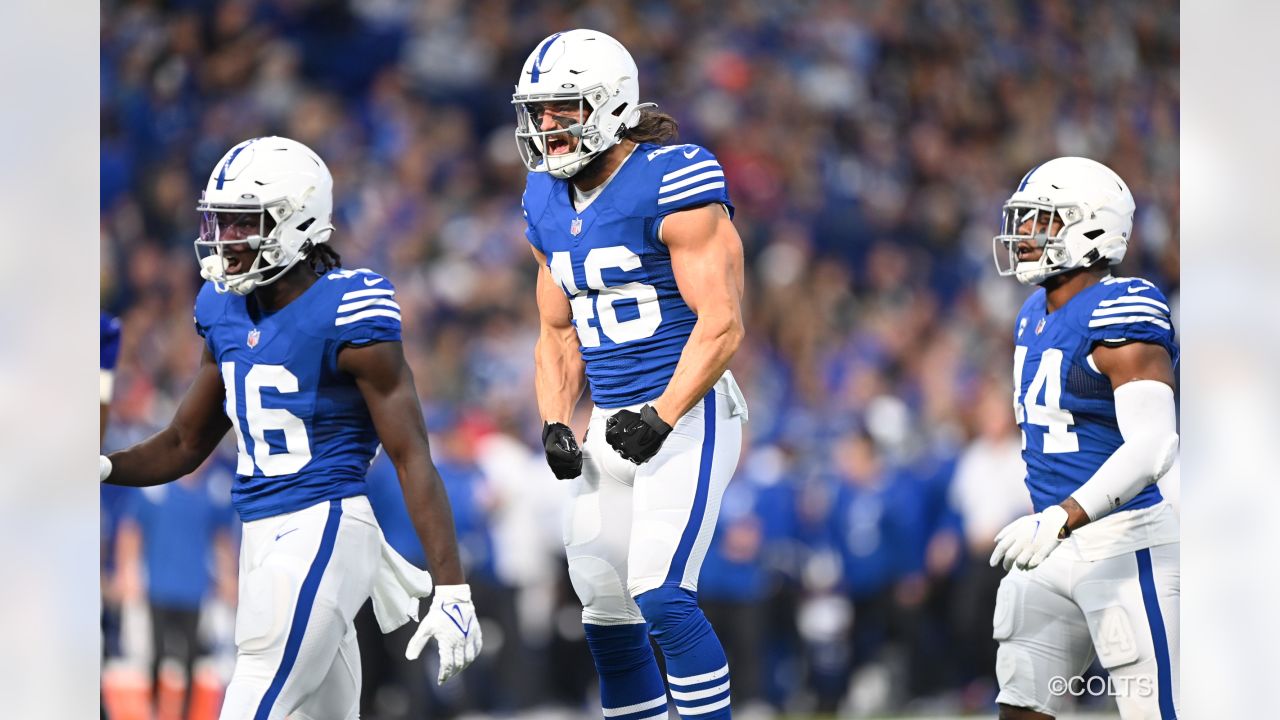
[1013,346,1079,454]
[549,247,663,347]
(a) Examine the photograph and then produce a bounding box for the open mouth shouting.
[546,133,575,156]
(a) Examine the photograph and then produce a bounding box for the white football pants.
[994,513,1180,719]
[219,495,381,720]
[564,371,748,625]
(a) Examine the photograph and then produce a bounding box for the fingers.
[1026,540,1057,570]
[405,624,430,661]
[1012,544,1036,571]
[989,530,1018,568]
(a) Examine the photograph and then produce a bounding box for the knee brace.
[634,585,709,655]
[568,555,644,625]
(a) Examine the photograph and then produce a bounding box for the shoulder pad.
[522,172,559,252]
[1085,276,1174,346]
[646,143,733,218]
[321,268,403,342]
[193,281,228,339]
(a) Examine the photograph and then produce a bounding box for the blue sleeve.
[100,312,122,371]
[193,282,223,354]
[522,184,543,254]
[1085,279,1176,357]
[654,144,734,219]
[329,271,402,348]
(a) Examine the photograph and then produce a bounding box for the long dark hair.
[622,108,679,144]
[306,243,343,274]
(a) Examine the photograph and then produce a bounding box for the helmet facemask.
[993,200,1092,286]
[514,85,638,179]
[195,193,319,295]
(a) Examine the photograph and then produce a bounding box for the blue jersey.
[194,268,402,521]
[101,311,122,371]
[1013,276,1178,513]
[522,143,734,408]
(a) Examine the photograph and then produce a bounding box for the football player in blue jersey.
[100,311,122,443]
[99,136,481,719]
[987,157,1179,719]
[514,29,749,720]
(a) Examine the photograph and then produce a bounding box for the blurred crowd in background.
[99,0,1179,717]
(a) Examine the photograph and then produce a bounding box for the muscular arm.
[105,348,230,487]
[339,341,465,585]
[532,246,586,425]
[1060,341,1178,531]
[651,203,746,422]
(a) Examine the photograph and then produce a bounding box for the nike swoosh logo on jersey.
[363,277,384,286]
[1127,285,1149,293]
[682,147,699,158]
[275,528,299,541]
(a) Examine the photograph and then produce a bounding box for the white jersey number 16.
[222,362,313,476]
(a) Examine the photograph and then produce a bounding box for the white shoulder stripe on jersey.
[657,181,726,206]
[338,297,401,314]
[341,288,396,301]
[1097,295,1170,311]
[1103,276,1155,287]
[335,308,402,326]
[1088,315,1172,330]
[659,169,725,194]
[1091,304,1169,318]
[662,159,720,183]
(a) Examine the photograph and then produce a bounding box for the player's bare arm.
[531,245,587,425]
[652,202,746,422]
[1060,340,1178,532]
[531,245,589,479]
[102,348,230,486]
[338,340,465,586]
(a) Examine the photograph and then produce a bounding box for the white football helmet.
[195,136,335,295]
[511,29,652,179]
[993,156,1135,285]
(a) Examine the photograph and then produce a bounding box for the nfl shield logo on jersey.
[1035,317,1046,335]
[570,217,583,236]
[247,328,260,348]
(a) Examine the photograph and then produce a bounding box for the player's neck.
[572,139,637,193]
[1041,265,1110,312]
[252,264,318,313]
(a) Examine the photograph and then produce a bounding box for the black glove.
[605,404,673,464]
[542,422,583,479]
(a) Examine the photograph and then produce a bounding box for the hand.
[542,422,583,479]
[406,584,483,683]
[989,505,1070,571]
[605,404,672,464]
[100,455,112,483]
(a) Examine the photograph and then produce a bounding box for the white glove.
[100,455,112,483]
[405,584,482,684]
[989,505,1070,571]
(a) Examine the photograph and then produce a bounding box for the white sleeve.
[100,369,116,404]
[1070,379,1179,522]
